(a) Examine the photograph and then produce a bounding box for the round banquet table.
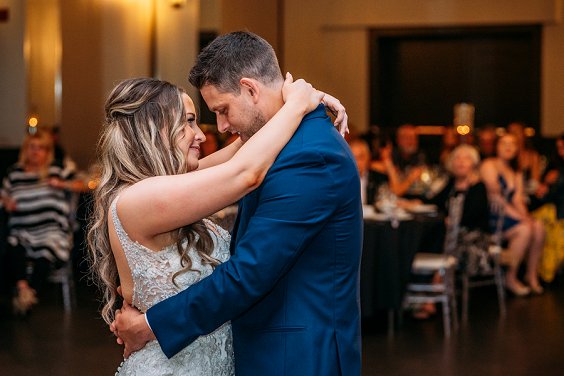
[360,212,445,333]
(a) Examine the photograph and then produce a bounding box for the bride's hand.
[282,72,324,116]
[282,73,349,137]
[321,93,349,137]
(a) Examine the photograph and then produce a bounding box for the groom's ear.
[240,78,260,104]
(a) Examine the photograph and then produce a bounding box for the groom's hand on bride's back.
[110,299,156,358]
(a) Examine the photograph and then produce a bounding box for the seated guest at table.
[439,126,460,169]
[480,133,545,296]
[427,145,492,273]
[530,133,564,283]
[358,134,421,200]
[507,121,542,195]
[389,124,427,198]
[411,144,490,319]
[392,124,427,173]
[541,133,564,217]
[1,130,86,315]
[431,145,489,231]
[370,141,422,199]
[350,138,387,205]
[477,124,498,160]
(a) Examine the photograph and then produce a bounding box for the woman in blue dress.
[480,133,545,296]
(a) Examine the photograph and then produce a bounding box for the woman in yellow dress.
[532,133,564,283]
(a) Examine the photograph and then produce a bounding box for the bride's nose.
[194,126,206,143]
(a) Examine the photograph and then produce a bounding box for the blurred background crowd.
[349,121,564,299]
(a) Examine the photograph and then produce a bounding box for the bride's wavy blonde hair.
[87,77,218,324]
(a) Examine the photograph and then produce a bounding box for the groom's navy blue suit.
[147,105,363,375]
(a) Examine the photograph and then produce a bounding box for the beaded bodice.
[111,197,231,312]
[110,197,234,375]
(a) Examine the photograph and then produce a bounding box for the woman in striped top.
[1,129,83,314]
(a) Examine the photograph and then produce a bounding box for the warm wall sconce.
[28,117,39,127]
[170,0,187,9]
[28,117,39,135]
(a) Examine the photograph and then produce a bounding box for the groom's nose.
[216,116,230,134]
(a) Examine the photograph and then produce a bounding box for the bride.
[87,76,346,374]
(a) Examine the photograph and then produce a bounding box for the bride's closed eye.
[186,112,197,127]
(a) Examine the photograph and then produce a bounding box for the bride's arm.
[119,75,324,240]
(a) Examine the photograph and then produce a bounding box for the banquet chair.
[460,198,507,324]
[403,254,458,337]
[48,262,75,312]
[402,196,462,338]
[25,191,80,313]
[26,260,76,313]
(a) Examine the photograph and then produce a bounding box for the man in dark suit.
[114,31,362,375]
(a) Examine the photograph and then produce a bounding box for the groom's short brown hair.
[188,31,283,94]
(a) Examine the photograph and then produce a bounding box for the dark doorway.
[370,26,541,130]
[197,31,218,125]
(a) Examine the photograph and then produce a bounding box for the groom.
[113,31,362,375]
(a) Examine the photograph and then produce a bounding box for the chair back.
[489,190,510,248]
[444,193,464,255]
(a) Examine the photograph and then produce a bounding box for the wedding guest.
[507,121,542,192]
[477,124,498,160]
[391,124,427,198]
[531,133,564,283]
[414,145,490,319]
[542,133,564,218]
[480,133,545,296]
[349,138,387,205]
[1,130,86,314]
[362,133,416,199]
[431,145,492,270]
[431,144,489,233]
[439,126,460,169]
[392,124,426,171]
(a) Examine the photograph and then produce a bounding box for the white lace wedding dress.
[111,198,235,375]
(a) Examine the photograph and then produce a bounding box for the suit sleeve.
[146,150,340,358]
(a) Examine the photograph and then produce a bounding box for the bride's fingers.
[337,112,349,137]
[281,72,294,103]
[328,107,349,137]
[285,72,295,85]
[321,93,349,136]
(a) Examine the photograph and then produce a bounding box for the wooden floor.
[1,274,563,376]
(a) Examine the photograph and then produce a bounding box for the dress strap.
[110,195,134,250]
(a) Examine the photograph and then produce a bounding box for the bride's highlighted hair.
[87,77,218,324]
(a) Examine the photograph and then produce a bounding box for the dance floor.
[1,273,563,375]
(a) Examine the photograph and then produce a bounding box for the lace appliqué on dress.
[111,197,234,375]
